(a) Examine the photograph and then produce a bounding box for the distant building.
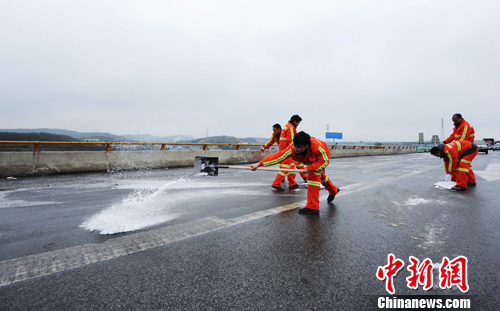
[431,135,440,146]
[83,138,99,142]
[418,133,424,146]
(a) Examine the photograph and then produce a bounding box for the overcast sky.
[1,0,499,142]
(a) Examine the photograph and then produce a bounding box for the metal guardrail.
[0,141,418,152]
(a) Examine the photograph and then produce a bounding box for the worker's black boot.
[298,207,319,214]
[327,188,340,203]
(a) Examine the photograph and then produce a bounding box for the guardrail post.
[106,143,111,151]
[236,145,240,150]
[203,144,207,151]
[34,141,39,152]
[161,144,165,151]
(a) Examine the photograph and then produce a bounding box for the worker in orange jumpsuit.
[250,131,340,214]
[443,113,475,143]
[271,115,302,191]
[260,124,281,152]
[430,141,478,190]
[280,116,307,183]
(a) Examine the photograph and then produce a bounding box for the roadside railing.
[0,141,418,152]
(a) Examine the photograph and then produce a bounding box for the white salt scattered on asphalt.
[403,197,447,207]
[404,197,432,206]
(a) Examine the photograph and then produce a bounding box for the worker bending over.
[250,131,340,214]
[260,124,281,152]
[430,141,478,191]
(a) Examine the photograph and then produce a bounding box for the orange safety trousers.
[453,149,478,187]
[272,157,296,187]
[306,171,338,211]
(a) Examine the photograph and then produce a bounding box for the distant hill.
[0,128,129,142]
[188,136,240,144]
[0,128,199,143]
[0,132,106,151]
[0,132,78,142]
[186,136,268,144]
[0,129,270,150]
[123,134,195,142]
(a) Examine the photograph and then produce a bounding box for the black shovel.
[194,156,307,176]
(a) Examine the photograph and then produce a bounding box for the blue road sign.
[326,132,343,139]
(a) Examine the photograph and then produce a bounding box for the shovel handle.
[225,165,307,173]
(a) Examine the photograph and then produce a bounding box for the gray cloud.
[1,0,499,141]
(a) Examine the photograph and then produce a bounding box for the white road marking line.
[0,217,229,287]
[475,164,500,181]
[0,167,434,287]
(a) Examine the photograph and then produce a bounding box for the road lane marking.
[475,164,500,181]
[0,216,230,287]
[0,167,434,287]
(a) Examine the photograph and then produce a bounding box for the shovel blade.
[194,156,219,176]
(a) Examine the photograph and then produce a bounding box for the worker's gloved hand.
[445,174,452,182]
[260,147,265,152]
[249,163,260,171]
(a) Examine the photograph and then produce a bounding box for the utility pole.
[441,119,444,142]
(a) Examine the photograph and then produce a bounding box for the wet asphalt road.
[1,152,499,310]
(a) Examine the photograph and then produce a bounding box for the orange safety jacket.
[444,119,475,143]
[279,122,297,151]
[263,133,280,149]
[441,141,477,174]
[259,137,330,173]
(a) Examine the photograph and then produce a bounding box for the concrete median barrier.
[0,147,417,177]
